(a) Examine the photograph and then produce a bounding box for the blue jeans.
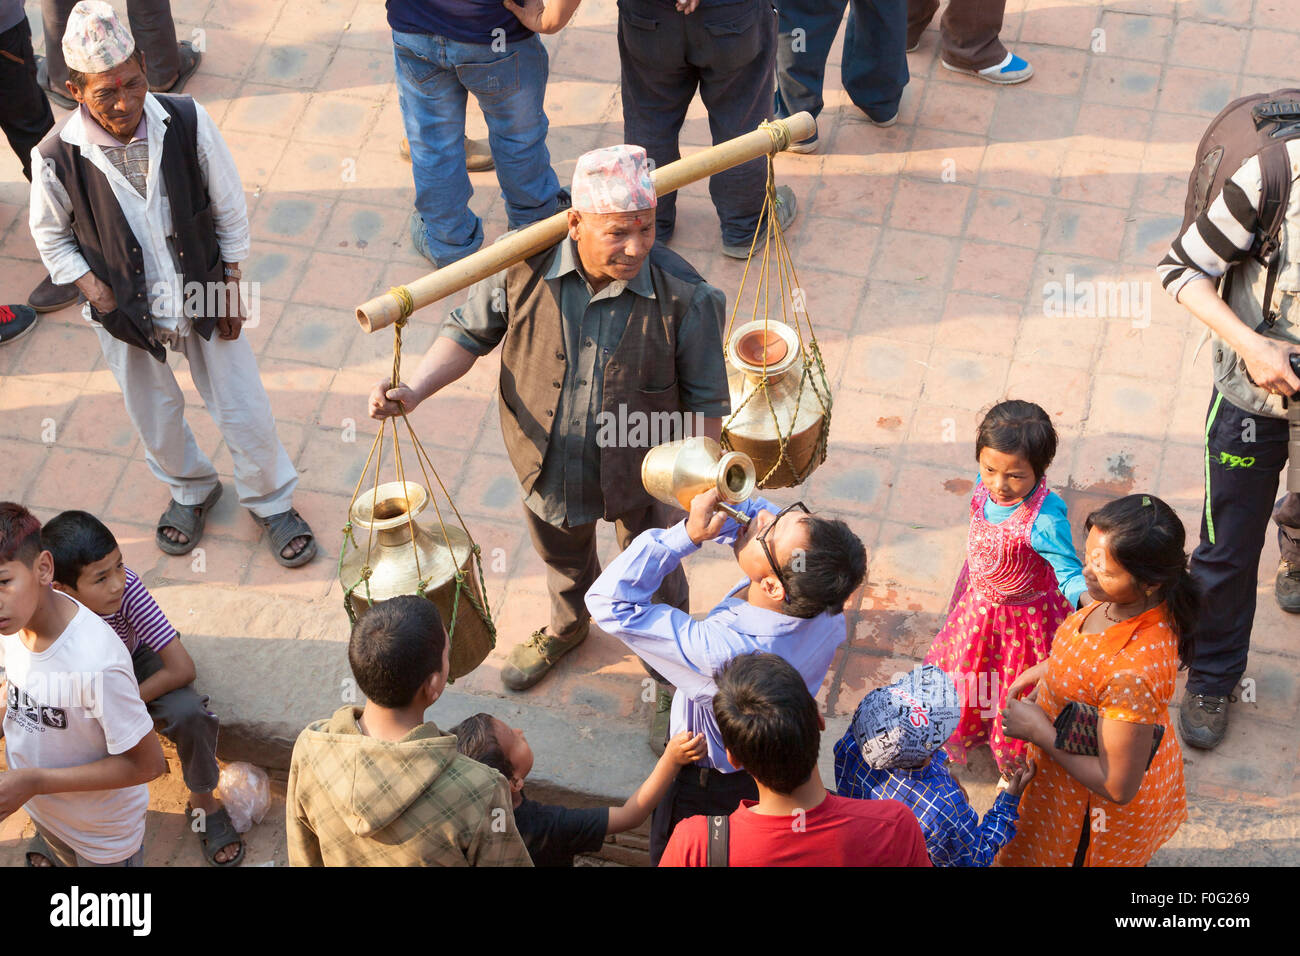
[773,0,908,124]
[391,30,562,267]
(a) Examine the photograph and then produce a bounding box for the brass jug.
[723,319,828,488]
[339,480,493,681]
[642,437,756,525]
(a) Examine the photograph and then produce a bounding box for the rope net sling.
[721,136,833,488]
[337,308,497,678]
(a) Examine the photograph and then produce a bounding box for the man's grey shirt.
[441,239,730,527]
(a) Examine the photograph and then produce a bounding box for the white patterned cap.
[63,1,136,74]
[849,665,962,770]
[571,145,657,214]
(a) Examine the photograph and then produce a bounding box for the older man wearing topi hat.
[29,2,316,574]
[369,145,731,745]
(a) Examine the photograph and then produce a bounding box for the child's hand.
[664,730,706,766]
[1001,757,1037,797]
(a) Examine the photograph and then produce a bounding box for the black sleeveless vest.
[37,94,225,362]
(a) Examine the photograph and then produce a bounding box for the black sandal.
[25,833,57,867]
[156,484,222,556]
[151,41,202,95]
[192,805,245,867]
[254,508,317,568]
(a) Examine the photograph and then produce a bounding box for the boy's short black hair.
[781,516,867,619]
[449,713,515,780]
[348,596,447,708]
[712,652,820,795]
[0,502,44,567]
[41,511,120,587]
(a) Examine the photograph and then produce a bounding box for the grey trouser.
[521,499,689,682]
[132,642,221,794]
[93,324,298,517]
[42,0,179,89]
[33,826,145,867]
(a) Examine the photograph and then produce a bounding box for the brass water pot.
[723,319,827,488]
[642,437,756,525]
[339,480,493,681]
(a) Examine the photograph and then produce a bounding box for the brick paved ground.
[1,0,1297,864]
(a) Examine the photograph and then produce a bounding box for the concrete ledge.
[185,624,859,804]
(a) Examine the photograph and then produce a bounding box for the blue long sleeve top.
[585,496,847,773]
[834,730,1020,867]
[976,476,1088,608]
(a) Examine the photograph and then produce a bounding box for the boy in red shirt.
[660,652,931,867]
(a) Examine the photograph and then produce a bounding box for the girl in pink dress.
[924,401,1087,770]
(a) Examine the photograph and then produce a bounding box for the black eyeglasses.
[757,502,809,603]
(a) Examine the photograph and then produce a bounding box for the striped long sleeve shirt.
[102,567,176,655]
[1158,141,1300,301]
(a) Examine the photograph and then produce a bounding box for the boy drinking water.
[41,510,243,865]
[0,502,165,867]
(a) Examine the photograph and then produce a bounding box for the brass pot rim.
[351,480,429,532]
[727,319,800,379]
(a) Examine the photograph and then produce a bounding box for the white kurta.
[28,93,297,517]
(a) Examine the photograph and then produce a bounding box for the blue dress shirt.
[586,496,847,773]
[833,729,1020,867]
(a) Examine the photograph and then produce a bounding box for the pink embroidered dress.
[924,479,1076,769]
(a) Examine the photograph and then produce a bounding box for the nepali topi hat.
[571,144,657,214]
[63,0,136,74]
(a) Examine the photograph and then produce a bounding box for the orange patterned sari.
[999,602,1187,867]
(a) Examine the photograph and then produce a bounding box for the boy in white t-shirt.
[0,502,165,867]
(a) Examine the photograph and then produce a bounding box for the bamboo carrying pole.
[355,111,817,333]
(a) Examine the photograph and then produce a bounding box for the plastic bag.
[216,762,271,833]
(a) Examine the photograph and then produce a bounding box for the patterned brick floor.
[1,0,1296,862]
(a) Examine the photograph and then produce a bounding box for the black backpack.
[1180,89,1300,329]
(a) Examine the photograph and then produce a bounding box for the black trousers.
[617,0,776,247]
[0,16,53,183]
[1187,389,1299,696]
[650,764,758,865]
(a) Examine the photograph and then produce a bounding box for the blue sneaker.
[0,304,38,347]
[943,52,1034,85]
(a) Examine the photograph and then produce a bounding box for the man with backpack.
[1158,90,1300,750]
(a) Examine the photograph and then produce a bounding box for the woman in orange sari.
[998,494,1197,866]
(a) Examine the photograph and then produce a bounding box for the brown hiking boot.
[500,621,588,691]
[1276,559,1300,613]
[464,135,494,172]
[399,136,495,172]
[1178,688,1235,750]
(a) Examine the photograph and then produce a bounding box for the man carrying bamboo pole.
[368,145,731,751]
